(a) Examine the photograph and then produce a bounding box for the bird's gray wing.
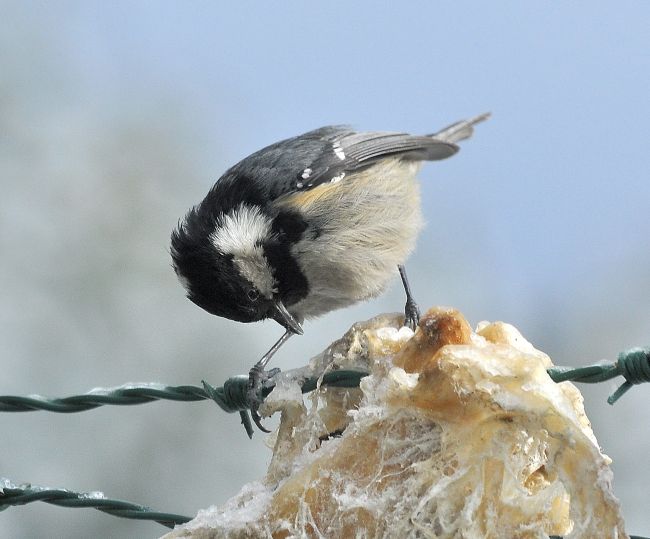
[231,114,489,200]
[298,129,458,189]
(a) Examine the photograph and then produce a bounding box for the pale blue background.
[2,2,649,537]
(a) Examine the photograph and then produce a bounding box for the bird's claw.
[404,299,420,331]
[247,365,281,433]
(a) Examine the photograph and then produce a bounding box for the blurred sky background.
[1,2,649,538]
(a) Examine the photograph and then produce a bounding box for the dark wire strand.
[0,371,368,439]
[0,371,367,413]
[1,347,649,533]
[546,346,650,404]
[1,347,647,421]
[0,481,191,528]
[3,480,645,536]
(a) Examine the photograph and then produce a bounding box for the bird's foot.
[247,364,281,433]
[404,299,420,332]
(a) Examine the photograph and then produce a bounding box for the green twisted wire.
[0,370,368,438]
[0,480,190,528]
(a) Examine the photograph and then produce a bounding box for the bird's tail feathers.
[429,112,491,144]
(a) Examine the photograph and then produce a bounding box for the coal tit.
[171,113,489,431]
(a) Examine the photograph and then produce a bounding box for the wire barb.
[2,347,650,534]
[608,347,650,404]
[0,370,370,437]
[0,479,191,528]
[547,346,650,404]
[1,347,647,432]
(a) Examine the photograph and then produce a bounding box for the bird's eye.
[247,289,260,302]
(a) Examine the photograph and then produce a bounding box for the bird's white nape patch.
[211,204,272,256]
[210,204,277,298]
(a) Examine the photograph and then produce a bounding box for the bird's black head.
[170,198,305,334]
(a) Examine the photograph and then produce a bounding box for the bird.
[171,113,489,431]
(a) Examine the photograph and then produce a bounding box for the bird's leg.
[398,264,420,331]
[248,329,294,432]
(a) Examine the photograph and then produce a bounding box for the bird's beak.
[272,300,303,335]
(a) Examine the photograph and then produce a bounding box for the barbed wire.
[2,479,647,537]
[0,370,367,438]
[2,347,648,533]
[1,347,647,427]
[546,346,650,403]
[0,479,191,528]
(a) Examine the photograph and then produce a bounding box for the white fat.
[210,204,277,297]
[375,326,414,342]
